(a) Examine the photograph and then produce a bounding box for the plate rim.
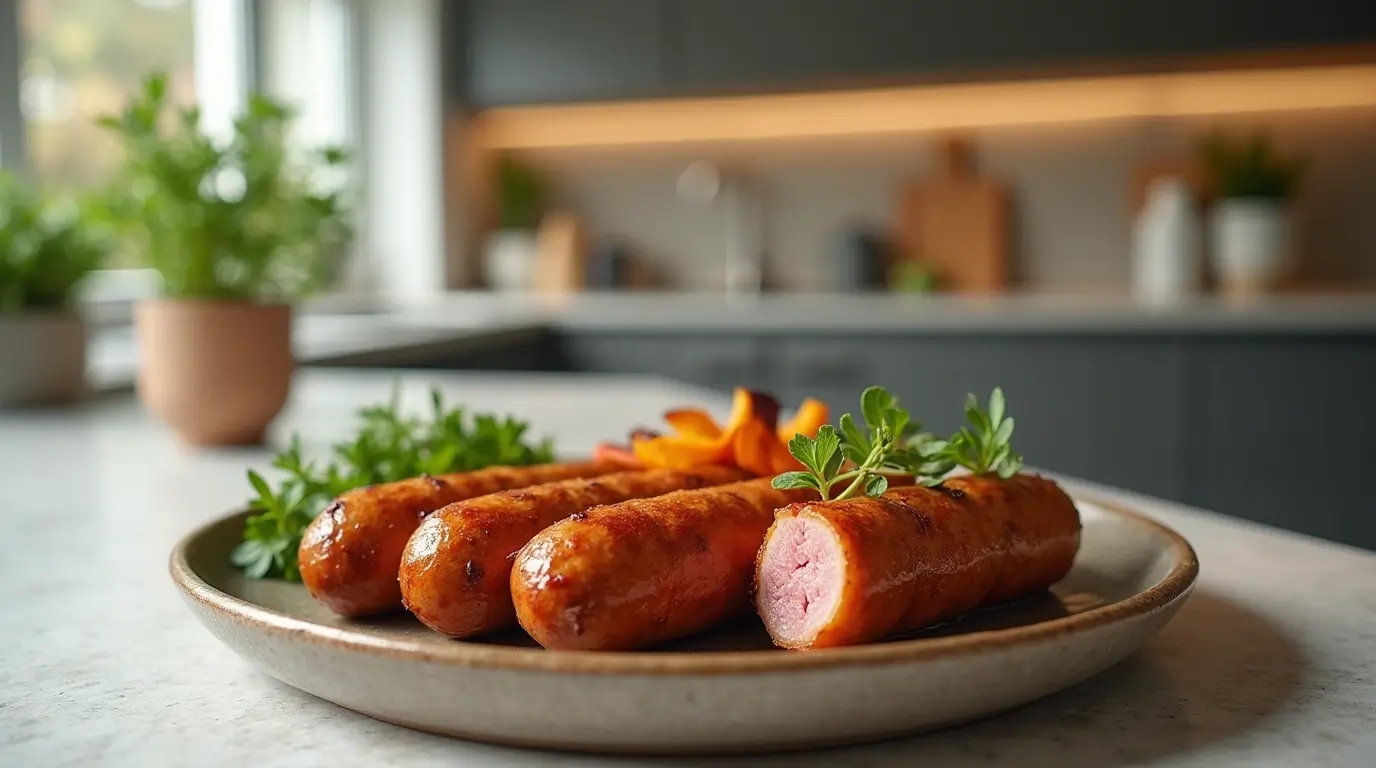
[169,493,1199,676]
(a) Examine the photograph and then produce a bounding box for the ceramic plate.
[170,496,1197,755]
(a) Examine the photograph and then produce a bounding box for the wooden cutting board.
[896,137,1009,293]
[534,212,588,294]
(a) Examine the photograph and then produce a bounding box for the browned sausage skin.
[298,462,613,617]
[510,478,819,651]
[754,474,1081,649]
[399,466,749,638]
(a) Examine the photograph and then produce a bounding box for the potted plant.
[100,73,353,446]
[1200,132,1305,296]
[481,154,546,291]
[0,172,107,407]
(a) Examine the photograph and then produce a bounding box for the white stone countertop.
[2,370,1374,767]
[388,290,1376,335]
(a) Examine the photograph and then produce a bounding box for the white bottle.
[1132,177,1202,304]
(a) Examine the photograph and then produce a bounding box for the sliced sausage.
[399,466,749,638]
[510,478,819,651]
[298,462,613,617]
[754,474,1081,649]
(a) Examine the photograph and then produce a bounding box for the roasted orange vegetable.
[778,398,829,442]
[662,408,723,440]
[632,433,730,468]
[633,388,828,476]
[732,419,803,476]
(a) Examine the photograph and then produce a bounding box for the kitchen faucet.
[677,161,763,298]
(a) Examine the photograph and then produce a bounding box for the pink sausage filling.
[756,512,843,646]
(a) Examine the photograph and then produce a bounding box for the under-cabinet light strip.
[471,64,1376,149]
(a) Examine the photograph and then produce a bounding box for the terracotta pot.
[135,300,293,446]
[0,310,87,407]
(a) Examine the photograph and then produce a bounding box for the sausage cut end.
[755,511,844,649]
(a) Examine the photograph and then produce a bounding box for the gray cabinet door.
[677,0,1376,95]
[1194,339,1376,550]
[468,0,664,105]
[560,334,770,394]
[777,336,1187,497]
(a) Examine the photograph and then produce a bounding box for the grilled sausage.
[754,474,1081,650]
[510,478,819,651]
[298,462,613,617]
[399,466,750,638]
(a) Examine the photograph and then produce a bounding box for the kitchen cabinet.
[466,0,664,105]
[1192,338,1376,549]
[458,0,1376,106]
[679,0,1376,94]
[558,334,770,393]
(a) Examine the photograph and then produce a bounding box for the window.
[1,0,449,306]
[19,0,197,191]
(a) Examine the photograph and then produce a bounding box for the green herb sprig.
[771,386,1024,500]
[231,387,555,580]
[772,387,918,500]
[916,387,1023,485]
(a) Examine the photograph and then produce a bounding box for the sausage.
[298,462,613,617]
[510,478,819,651]
[399,466,749,638]
[754,474,1081,650]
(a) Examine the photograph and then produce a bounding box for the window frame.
[0,0,25,172]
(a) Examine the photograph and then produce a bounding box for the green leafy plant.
[1200,132,1304,200]
[97,72,353,301]
[0,171,109,312]
[231,386,557,580]
[888,261,939,294]
[772,387,921,500]
[916,388,1023,484]
[496,153,546,230]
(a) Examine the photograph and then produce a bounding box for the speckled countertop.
[387,290,1376,335]
[2,370,1374,767]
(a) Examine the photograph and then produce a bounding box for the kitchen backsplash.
[506,105,1376,292]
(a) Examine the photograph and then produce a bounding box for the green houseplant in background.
[0,172,108,407]
[1199,132,1305,296]
[481,153,547,291]
[100,72,354,445]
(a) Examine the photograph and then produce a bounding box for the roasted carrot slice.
[633,388,811,473]
[778,398,830,442]
[663,408,723,440]
[632,434,731,468]
[732,419,802,476]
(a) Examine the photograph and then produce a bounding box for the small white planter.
[482,229,540,292]
[1210,199,1290,296]
[0,311,88,407]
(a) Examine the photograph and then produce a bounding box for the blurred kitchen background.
[1,1,1374,547]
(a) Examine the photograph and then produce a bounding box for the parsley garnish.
[771,386,1024,499]
[916,387,1023,484]
[772,387,919,500]
[230,387,555,581]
